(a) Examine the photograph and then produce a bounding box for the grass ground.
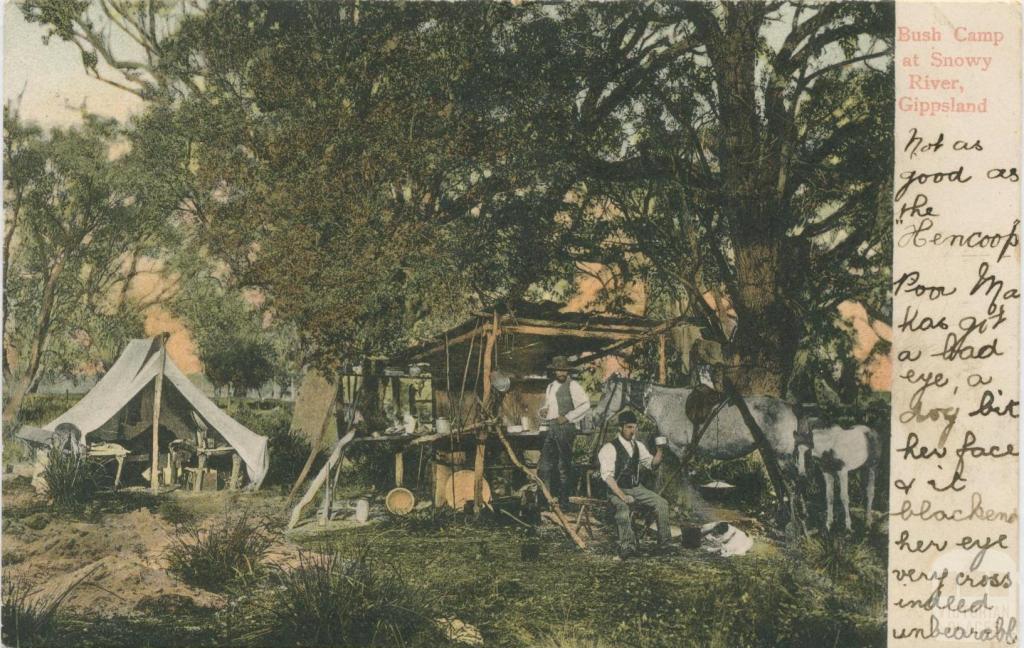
[285,511,886,648]
[3,396,888,647]
[4,484,887,648]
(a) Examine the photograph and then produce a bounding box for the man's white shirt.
[598,435,654,482]
[543,379,590,423]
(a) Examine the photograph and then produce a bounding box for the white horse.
[796,424,880,531]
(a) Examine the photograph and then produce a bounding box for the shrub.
[800,534,886,601]
[225,550,445,647]
[2,574,67,648]
[345,443,398,491]
[158,499,200,526]
[41,447,106,512]
[228,403,317,491]
[263,426,320,491]
[166,512,275,592]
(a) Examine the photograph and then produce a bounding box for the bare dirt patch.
[2,484,302,617]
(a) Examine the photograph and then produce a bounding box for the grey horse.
[590,374,799,462]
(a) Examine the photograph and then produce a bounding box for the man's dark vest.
[555,380,575,419]
[613,438,641,489]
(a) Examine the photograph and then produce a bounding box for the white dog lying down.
[701,522,753,557]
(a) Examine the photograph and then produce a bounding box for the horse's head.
[589,373,648,430]
[591,373,623,430]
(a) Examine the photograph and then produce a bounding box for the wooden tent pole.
[150,333,168,494]
[475,312,498,516]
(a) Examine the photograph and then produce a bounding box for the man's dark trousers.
[539,421,576,509]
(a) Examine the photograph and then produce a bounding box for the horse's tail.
[864,426,882,467]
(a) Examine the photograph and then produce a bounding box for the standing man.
[538,355,591,511]
[599,411,672,559]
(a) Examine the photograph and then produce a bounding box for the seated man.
[598,411,672,559]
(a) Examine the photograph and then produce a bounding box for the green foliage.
[3,105,178,419]
[263,428,318,493]
[228,401,317,491]
[800,535,887,602]
[221,550,445,647]
[167,270,282,396]
[284,520,886,648]
[345,443,403,492]
[41,447,106,512]
[202,340,275,397]
[18,2,895,398]
[11,393,81,427]
[165,512,275,593]
[1,573,65,648]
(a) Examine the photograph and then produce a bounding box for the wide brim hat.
[618,410,637,425]
[547,356,573,371]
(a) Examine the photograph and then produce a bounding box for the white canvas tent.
[16,338,270,488]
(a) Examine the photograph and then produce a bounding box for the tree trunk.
[3,254,67,424]
[711,6,799,397]
[730,239,799,397]
[361,358,381,427]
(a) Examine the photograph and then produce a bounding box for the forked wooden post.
[495,425,586,550]
[289,428,356,529]
[150,333,169,494]
[288,392,362,528]
[722,378,804,534]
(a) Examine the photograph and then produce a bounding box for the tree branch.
[801,49,892,87]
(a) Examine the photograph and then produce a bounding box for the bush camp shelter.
[16,337,270,490]
[285,302,716,529]
[394,301,707,511]
[398,301,706,428]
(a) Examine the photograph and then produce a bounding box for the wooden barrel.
[443,470,491,510]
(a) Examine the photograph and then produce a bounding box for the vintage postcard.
[0,2,1019,647]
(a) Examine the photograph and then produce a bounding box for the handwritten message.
[889,4,1020,647]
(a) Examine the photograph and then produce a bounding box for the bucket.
[386,488,415,515]
[354,499,370,523]
[680,525,703,549]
